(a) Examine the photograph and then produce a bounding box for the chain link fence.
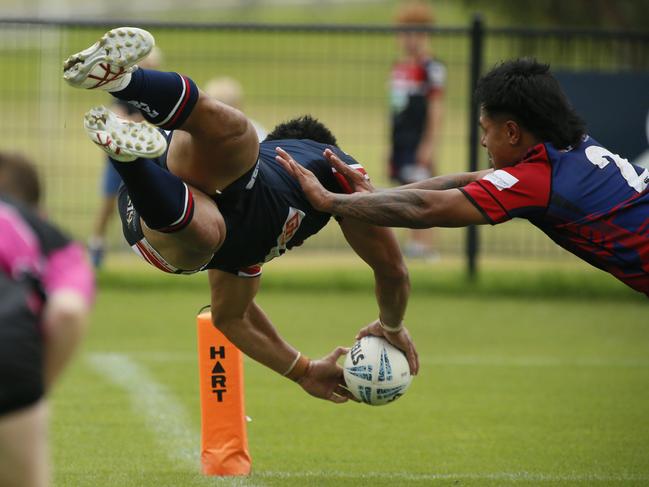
[1,19,647,263]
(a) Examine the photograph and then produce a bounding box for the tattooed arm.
[327,188,486,228]
[275,147,487,228]
[392,169,493,191]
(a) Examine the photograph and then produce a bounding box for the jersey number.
[585,146,649,193]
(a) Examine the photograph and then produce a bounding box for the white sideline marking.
[84,353,646,484]
[257,470,649,482]
[87,353,200,470]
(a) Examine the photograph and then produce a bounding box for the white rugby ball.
[343,335,412,405]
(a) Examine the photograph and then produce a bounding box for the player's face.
[479,111,525,169]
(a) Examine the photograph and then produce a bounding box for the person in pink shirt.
[0,152,95,487]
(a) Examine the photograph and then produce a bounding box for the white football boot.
[63,27,154,91]
[84,106,167,162]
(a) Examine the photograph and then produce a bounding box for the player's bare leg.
[0,401,49,487]
[63,27,259,270]
[167,95,260,193]
[82,106,224,271]
[63,27,259,191]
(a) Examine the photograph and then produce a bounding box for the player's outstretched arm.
[394,168,493,191]
[207,269,357,403]
[321,148,491,193]
[276,147,488,228]
[338,219,418,375]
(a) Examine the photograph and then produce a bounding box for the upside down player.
[277,58,649,297]
[63,27,418,403]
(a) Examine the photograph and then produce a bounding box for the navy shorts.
[0,275,44,416]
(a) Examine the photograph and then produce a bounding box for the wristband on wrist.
[283,352,310,381]
[379,317,404,333]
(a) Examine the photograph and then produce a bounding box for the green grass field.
[50,256,648,486]
[1,4,646,485]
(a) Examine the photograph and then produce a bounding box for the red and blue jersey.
[389,58,446,151]
[461,136,649,296]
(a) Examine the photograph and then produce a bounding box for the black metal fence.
[1,18,647,270]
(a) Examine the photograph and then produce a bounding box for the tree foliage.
[463,0,649,31]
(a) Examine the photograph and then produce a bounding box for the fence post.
[466,14,484,280]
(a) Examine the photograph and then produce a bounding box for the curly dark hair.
[265,115,338,146]
[475,58,586,149]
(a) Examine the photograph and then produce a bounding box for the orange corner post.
[196,310,251,476]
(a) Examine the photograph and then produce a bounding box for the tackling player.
[277,58,649,297]
[62,27,417,404]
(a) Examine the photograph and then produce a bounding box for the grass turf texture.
[50,258,647,486]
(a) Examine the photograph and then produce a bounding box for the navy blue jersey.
[118,136,365,276]
[462,136,649,296]
[206,139,362,276]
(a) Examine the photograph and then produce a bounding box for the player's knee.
[184,212,224,255]
[183,189,225,254]
[193,96,249,140]
[180,227,217,255]
[210,312,236,332]
[210,314,224,330]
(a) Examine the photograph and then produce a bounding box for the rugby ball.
[343,335,412,405]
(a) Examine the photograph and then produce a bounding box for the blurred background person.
[87,47,163,269]
[388,0,446,259]
[0,152,94,487]
[203,76,268,142]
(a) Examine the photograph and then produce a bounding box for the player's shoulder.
[483,143,552,190]
[0,193,40,231]
[423,57,446,71]
[0,193,70,255]
[260,137,323,148]
[422,57,446,85]
[506,136,603,182]
[260,138,339,160]
[542,135,601,167]
[521,142,553,165]
[424,57,446,69]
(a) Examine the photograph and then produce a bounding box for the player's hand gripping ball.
[343,335,412,405]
